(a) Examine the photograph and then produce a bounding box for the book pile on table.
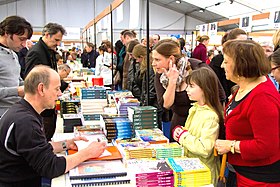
[116,141,155,159]
[111,90,140,115]
[135,128,169,144]
[100,114,134,142]
[116,97,140,115]
[74,124,103,134]
[69,160,130,186]
[126,159,174,187]
[80,87,107,121]
[150,142,184,159]
[127,106,158,130]
[166,157,211,187]
[60,100,80,117]
[63,114,83,133]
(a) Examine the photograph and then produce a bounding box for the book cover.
[126,159,174,177]
[69,160,127,179]
[67,146,123,161]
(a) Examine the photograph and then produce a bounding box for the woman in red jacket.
[215,40,280,186]
[192,35,209,62]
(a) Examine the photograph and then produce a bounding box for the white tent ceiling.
[151,0,280,23]
[182,0,280,19]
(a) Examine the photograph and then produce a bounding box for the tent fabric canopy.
[150,0,280,23]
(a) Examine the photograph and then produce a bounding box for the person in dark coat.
[83,42,99,68]
[17,39,33,79]
[25,22,66,141]
[209,28,247,101]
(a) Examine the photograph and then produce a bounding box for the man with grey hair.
[25,22,66,142]
[0,65,106,187]
[58,64,71,92]
[0,15,33,117]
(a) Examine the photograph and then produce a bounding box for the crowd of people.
[0,14,279,187]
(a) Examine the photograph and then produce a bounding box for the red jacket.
[192,43,207,62]
[225,78,280,167]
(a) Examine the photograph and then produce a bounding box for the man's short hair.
[0,15,33,38]
[58,64,70,71]
[42,23,66,37]
[123,30,136,39]
[24,65,53,95]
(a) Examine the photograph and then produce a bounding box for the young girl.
[173,67,224,186]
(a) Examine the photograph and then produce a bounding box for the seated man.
[58,64,71,92]
[0,65,106,187]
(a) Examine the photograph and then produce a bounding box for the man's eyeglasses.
[271,65,280,72]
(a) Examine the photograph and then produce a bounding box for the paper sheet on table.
[68,82,76,94]
[74,140,111,158]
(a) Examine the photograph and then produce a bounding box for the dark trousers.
[0,177,41,187]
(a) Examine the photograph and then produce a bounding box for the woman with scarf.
[152,39,225,142]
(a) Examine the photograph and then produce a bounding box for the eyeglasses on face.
[271,65,280,72]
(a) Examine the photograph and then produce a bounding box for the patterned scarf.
[160,57,190,90]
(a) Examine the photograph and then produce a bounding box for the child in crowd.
[173,67,224,186]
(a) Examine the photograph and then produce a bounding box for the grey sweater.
[0,46,23,116]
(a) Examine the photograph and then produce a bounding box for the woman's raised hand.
[162,60,179,84]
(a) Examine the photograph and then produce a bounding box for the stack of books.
[100,114,134,142]
[126,159,174,187]
[80,87,108,121]
[135,128,169,144]
[74,124,103,135]
[166,157,211,187]
[69,160,130,186]
[151,142,184,159]
[127,106,158,130]
[116,141,155,159]
[116,97,140,115]
[63,114,83,133]
[60,100,80,117]
[111,90,140,115]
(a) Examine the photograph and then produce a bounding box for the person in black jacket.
[17,39,33,79]
[0,65,106,187]
[132,44,163,128]
[209,28,247,102]
[126,40,141,99]
[25,22,66,141]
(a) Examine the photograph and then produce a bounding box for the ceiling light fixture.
[175,0,181,3]
[199,8,205,13]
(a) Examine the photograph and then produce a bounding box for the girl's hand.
[173,126,183,142]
